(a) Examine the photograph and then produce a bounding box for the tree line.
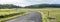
[0,4,60,9]
[0,4,21,9]
[25,4,60,8]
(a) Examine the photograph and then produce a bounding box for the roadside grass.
[0,9,17,16]
[0,8,60,22]
[38,8,60,22]
[0,9,29,22]
[23,8,60,22]
[48,10,60,22]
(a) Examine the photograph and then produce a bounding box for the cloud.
[26,0,56,4]
[0,0,27,7]
[0,0,18,4]
[52,0,60,4]
[0,0,57,7]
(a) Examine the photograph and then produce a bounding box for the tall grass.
[24,8,60,22]
[0,9,29,22]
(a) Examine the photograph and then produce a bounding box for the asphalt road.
[5,12,42,22]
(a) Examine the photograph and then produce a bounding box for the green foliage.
[0,4,21,9]
[25,4,60,8]
[0,12,24,18]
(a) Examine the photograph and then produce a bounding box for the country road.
[5,11,42,22]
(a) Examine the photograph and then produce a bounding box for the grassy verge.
[38,8,60,22]
[0,12,29,22]
[0,9,17,16]
[23,8,60,22]
[1,8,60,22]
[0,9,29,22]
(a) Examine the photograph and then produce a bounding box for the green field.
[0,8,60,22]
[0,9,29,22]
[22,8,60,22]
[30,8,60,22]
[37,8,60,22]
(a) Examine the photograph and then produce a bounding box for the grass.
[0,9,17,16]
[0,8,60,22]
[0,9,29,22]
[48,10,60,22]
[0,12,29,22]
[37,8,60,22]
[22,8,60,22]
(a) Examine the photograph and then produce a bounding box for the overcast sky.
[0,0,59,7]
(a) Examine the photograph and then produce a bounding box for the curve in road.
[5,12,42,22]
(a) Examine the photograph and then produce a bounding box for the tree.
[0,4,22,9]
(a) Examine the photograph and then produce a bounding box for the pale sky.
[0,0,59,7]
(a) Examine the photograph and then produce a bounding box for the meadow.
[0,9,29,22]
[22,8,60,22]
[32,8,60,22]
[0,8,60,22]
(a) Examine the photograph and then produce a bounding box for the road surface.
[5,12,42,22]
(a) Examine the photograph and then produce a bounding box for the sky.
[0,0,59,7]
